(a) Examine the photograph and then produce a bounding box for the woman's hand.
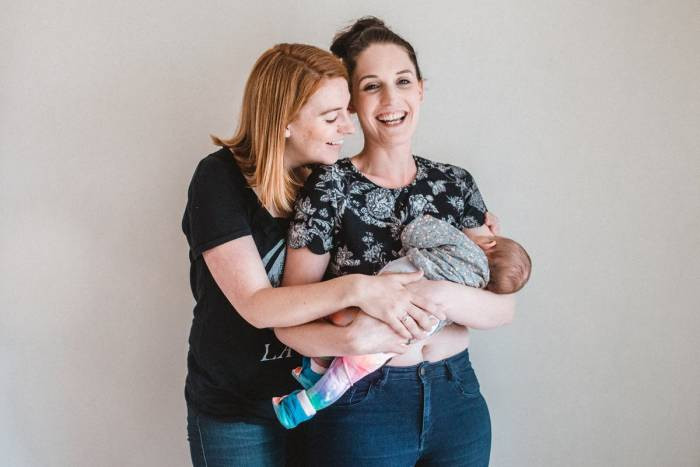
[485,211,501,235]
[345,311,411,355]
[404,279,449,314]
[354,271,445,341]
[406,279,516,329]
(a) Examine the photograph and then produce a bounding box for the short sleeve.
[288,164,342,254]
[184,156,251,258]
[456,167,487,229]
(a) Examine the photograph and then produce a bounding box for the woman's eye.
[398,78,411,85]
[363,83,379,91]
[325,116,338,123]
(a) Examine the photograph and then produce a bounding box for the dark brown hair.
[485,237,532,294]
[330,16,422,81]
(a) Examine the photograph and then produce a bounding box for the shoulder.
[414,155,476,184]
[191,147,247,188]
[304,158,354,189]
[195,147,241,176]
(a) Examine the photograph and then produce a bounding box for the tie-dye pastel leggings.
[273,257,455,427]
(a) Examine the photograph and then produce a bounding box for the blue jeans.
[186,405,306,466]
[306,348,491,467]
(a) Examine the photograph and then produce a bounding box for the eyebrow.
[358,69,414,83]
[320,107,343,115]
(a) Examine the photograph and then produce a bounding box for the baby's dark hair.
[330,16,422,81]
[485,237,532,294]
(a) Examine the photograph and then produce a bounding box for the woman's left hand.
[485,211,501,236]
[403,279,449,317]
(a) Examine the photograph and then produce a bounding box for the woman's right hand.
[345,311,411,355]
[354,271,445,341]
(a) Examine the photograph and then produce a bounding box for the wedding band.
[400,315,410,323]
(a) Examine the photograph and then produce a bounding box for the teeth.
[326,140,343,145]
[377,111,407,123]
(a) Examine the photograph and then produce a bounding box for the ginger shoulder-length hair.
[212,43,348,216]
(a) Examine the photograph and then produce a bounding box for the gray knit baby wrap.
[380,214,490,336]
[401,215,490,287]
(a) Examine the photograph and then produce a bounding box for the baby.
[273,215,531,428]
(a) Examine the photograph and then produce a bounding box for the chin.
[320,147,343,165]
[320,154,340,165]
[304,154,335,166]
[379,132,413,146]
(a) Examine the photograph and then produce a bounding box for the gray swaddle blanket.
[401,215,489,287]
[380,214,490,336]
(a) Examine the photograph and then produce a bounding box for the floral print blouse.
[288,156,487,279]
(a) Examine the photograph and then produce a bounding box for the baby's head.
[473,236,531,294]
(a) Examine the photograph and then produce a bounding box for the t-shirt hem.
[461,215,486,230]
[291,239,330,255]
[191,228,252,259]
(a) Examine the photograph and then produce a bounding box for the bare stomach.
[388,323,470,365]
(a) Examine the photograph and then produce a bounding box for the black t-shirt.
[182,147,300,421]
[288,156,487,279]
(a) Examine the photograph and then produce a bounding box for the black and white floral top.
[288,156,487,279]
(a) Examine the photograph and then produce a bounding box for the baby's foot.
[272,390,316,429]
[291,357,325,389]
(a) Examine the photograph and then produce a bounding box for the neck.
[354,140,415,188]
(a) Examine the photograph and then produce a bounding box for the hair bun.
[331,16,387,58]
[330,16,422,81]
[351,16,387,31]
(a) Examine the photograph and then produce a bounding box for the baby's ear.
[473,236,497,250]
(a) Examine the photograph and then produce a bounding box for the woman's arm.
[204,236,439,331]
[204,236,367,329]
[273,244,436,357]
[406,280,515,329]
[403,221,516,330]
[274,312,409,357]
[281,245,443,339]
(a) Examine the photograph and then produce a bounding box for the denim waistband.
[366,347,472,383]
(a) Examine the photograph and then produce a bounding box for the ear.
[347,101,356,114]
[284,126,291,138]
[418,79,424,102]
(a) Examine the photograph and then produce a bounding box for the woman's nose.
[338,111,355,135]
[380,86,397,105]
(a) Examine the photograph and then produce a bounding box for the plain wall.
[2,1,699,466]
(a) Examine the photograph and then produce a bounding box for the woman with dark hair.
[276,17,513,466]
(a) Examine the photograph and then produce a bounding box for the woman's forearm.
[275,309,410,357]
[204,237,366,329]
[240,275,364,329]
[274,320,354,357]
[408,280,516,330]
[441,282,516,329]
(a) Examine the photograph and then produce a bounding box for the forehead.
[301,77,350,111]
[353,43,415,79]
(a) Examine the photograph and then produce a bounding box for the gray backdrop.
[2,1,699,466]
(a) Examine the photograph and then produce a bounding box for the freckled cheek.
[306,127,330,146]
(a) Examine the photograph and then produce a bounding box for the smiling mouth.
[326,140,344,146]
[376,111,407,126]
